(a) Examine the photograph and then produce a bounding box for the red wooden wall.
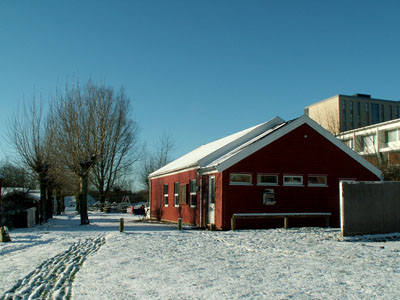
[150,169,199,225]
[220,124,380,229]
[150,124,380,230]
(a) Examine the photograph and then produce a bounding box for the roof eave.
[149,164,200,179]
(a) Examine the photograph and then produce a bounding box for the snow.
[1,211,400,299]
[233,212,332,217]
[149,117,284,178]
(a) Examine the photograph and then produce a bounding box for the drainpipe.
[148,177,152,219]
[198,171,203,228]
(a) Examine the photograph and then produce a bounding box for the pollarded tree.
[51,80,141,222]
[7,98,54,222]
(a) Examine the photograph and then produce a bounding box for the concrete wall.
[340,181,400,236]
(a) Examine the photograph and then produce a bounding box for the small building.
[0,189,40,228]
[149,115,381,230]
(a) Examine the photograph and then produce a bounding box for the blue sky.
[1,0,400,163]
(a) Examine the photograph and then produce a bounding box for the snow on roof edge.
[149,117,285,178]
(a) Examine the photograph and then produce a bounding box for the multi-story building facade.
[336,118,400,168]
[305,94,400,134]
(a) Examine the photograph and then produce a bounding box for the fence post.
[284,217,289,229]
[120,218,124,232]
[231,216,236,231]
[177,218,182,230]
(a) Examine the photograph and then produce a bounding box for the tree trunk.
[80,170,89,225]
[47,188,53,219]
[39,173,47,223]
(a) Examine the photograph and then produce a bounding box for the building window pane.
[357,102,361,127]
[371,104,379,124]
[350,101,354,129]
[230,173,252,185]
[174,182,179,207]
[257,174,278,186]
[308,175,327,187]
[361,134,376,152]
[164,184,169,207]
[283,175,303,186]
[342,100,347,131]
[385,129,398,145]
[365,103,370,125]
[209,177,215,204]
[190,179,197,207]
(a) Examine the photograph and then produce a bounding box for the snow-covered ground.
[1,211,400,300]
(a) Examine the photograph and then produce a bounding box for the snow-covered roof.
[149,117,285,178]
[149,115,382,179]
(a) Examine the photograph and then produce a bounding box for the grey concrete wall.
[340,181,400,236]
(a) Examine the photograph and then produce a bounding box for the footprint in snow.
[1,236,105,300]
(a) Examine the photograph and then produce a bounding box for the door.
[208,175,215,224]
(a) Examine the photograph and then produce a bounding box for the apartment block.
[336,118,400,168]
[305,94,400,134]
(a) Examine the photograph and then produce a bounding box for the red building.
[0,174,3,212]
[149,115,381,230]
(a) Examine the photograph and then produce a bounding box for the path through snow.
[1,236,105,300]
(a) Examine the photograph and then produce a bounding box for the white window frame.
[174,182,179,207]
[163,184,169,207]
[229,173,252,186]
[283,175,303,186]
[308,175,328,187]
[190,179,197,208]
[257,174,279,186]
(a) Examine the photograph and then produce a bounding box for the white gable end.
[204,115,382,179]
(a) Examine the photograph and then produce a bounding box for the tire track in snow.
[1,236,105,300]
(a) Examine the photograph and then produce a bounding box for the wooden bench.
[231,212,332,230]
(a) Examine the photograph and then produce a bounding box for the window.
[365,103,370,125]
[385,129,398,146]
[342,100,347,131]
[396,106,399,119]
[229,173,252,185]
[357,102,361,127]
[174,182,179,207]
[163,184,169,207]
[349,101,354,129]
[308,175,327,187]
[209,176,215,204]
[190,179,197,207]
[257,174,278,186]
[361,134,377,152]
[371,103,379,124]
[283,175,303,186]
[381,104,385,122]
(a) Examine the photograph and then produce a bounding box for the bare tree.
[51,80,141,222]
[7,98,54,222]
[0,160,37,190]
[138,133,175,191]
